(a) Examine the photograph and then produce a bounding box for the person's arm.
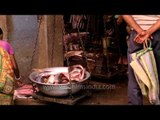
[146,19,160,35]
[116,15,122,25]
[134,19,160,43]
[122,15,144,34]
[122,15,148,43]
[122,15,160,36]
[10,54,20,79]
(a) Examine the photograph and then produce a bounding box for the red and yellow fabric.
[0,46,15,105]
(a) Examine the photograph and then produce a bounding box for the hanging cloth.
[70,15,87,31]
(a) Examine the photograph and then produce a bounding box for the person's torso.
[132,15,160,30]
[0,40,14,55]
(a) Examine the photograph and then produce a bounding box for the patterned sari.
[0,46,15,105]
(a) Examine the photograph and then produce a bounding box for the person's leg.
[151,30,160,99]
[151,30,160,80]
[128,30,143,105]
[121,38,128,65]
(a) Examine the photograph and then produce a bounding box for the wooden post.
[36,15,64,68]
[36,15,49,68]
[48,15,64,67]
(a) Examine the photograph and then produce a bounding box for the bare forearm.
[13,65,20,78]
[147,19,160,35]
[10,55,20,78]
[122,15,143,33]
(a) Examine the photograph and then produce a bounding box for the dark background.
[1,0,160,118]
[1,0,160,14]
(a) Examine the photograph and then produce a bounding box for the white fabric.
[132,15,160,30]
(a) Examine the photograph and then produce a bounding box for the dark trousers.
[128,30,160,105]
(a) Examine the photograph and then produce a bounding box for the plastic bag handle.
[143,39,151,49]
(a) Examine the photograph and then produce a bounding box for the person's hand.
[16,80,24,87]
[134,31,152,44]
[15,75,24,87]
[134,31,147,43]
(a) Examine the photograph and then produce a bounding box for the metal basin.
[29,67,90,97]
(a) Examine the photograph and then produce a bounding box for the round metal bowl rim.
[29,70,90,86]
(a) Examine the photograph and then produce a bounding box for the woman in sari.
[0,28,21,105]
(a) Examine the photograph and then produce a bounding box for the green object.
[114,15,119,19]
[0,46,15,105]
[130,41,160,105]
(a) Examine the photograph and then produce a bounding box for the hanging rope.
[51,16,56,66]
[29,15,43,71]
